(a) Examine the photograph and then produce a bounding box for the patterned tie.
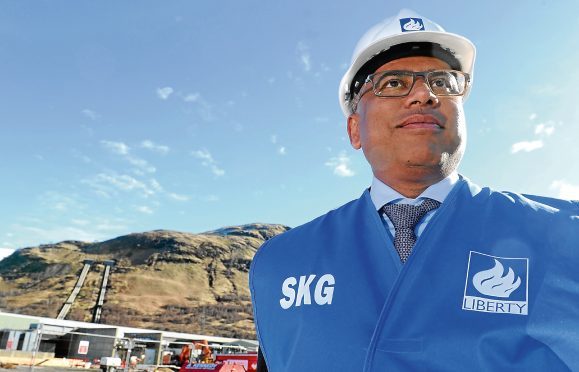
[381,199,441,263]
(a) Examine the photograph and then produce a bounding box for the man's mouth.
[397,114,443,129]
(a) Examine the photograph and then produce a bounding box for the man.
[250,9,579,371]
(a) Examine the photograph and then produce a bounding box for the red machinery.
[179,353,258,372]
[178,341,213,366]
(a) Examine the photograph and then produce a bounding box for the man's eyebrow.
[375,69,454,73]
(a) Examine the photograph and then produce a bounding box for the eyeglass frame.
[350,69,471,113]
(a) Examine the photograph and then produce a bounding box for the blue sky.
[1,0,578,256]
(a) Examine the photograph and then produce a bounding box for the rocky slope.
[0,223,289,339]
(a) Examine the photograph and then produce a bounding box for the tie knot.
[381,199,441,229]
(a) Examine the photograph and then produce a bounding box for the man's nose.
[404,77,439,107]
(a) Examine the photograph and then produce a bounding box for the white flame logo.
[472,259,521,298]
[402,18,424,31]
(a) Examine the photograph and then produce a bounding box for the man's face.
[347,56,466,185]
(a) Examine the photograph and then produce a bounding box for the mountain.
[0,223,289,339]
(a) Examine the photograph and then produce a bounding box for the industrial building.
[0,311,257,368]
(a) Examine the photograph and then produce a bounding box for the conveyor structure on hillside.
[92,260,114,323]
[57,259,93,320]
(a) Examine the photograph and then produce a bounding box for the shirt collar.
[370,172,459,211]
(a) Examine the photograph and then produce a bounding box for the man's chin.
[403,156,461,179]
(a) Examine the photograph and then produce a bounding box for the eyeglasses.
[352,69,470,110]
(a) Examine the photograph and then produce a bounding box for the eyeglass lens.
[372,71,466,96]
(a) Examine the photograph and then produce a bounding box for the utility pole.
[124,338,134,371]
[29,324,42,372]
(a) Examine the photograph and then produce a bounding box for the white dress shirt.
[370,172,459,239]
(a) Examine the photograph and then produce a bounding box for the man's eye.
[432,78,448,87]
[378,78,405,90]
[384,79,402,88]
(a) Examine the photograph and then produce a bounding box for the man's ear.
[347,113,362,150]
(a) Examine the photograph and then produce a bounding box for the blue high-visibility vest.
[250,177,579,371]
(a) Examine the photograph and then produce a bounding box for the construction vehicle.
[179,354,258,372]
[178,342,257,372]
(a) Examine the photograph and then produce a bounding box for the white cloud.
[0,248,15,261]
[157,86,174,100]
[82,109,98,120]
[325,152,355,177]
[184,93,215,121]
[184,93,200,102]
[136,205,154,214]
[168,193,190,202]
[511,140,543,154]
[90,173,155,197]
[39,191,80,212]
[531,84,560,96]
[271,136,286,155]
[9,217,130,247]
[202,194,220,202]
[192,149,214,162]
[191,149,225,176]
[11,225,106,246]
[334,163,355,177]
[141,140,169,155]
[211,166,225,177]
[550,180,579,200]
[71,219,90,226]
[150,179,163,192]
[101,140,130,155]
[534,122,555,136]
[109,174,152,193]
[93,219,128,232]
[297,41,311,72]
[301,54,311,72]
[92,189,112,199]
[100,141,156,173]
[127,156,156,173]
[74,218,129,233]
[529,113,537,121]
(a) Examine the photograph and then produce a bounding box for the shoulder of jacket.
[498,191,579,215]
[267,194,365,245]
[457,177,578,216]
[249,194,365,275]
[521,193,579,213]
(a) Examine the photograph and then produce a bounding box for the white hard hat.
[339,9,476,117]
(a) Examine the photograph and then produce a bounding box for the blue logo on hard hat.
[400,18,425,32]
